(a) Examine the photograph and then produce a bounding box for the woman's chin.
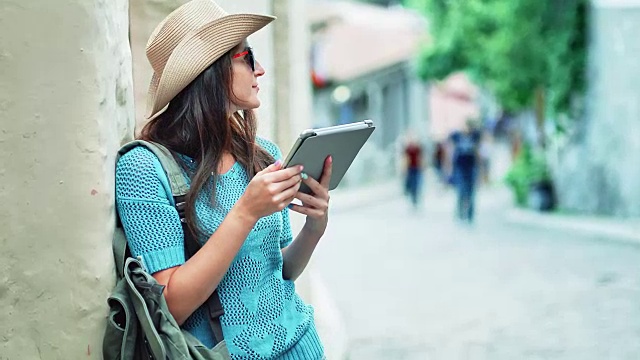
[233,98,261,111]
[246,99,261,110]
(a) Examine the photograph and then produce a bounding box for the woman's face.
[229,40,265,112]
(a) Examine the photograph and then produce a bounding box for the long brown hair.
[139,49,274,240]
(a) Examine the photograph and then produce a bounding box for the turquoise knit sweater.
[115,138,324,360]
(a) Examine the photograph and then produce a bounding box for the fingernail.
[287,203,294,209]
[298,165,304,171]
[301,172,308,180]
[274,159,282,167]
[328,156,333,163]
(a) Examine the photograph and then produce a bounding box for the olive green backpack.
[103,140,230,360]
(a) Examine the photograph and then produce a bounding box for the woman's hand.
[237,160,303,221]
[288,156,333,236]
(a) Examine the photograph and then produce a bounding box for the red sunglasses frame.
[232,48,255,72]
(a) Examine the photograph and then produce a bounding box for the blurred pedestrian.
[448,119,482,223]
[403,134,424,209]
[433,141,446,184]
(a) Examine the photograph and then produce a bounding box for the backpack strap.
[113,140,189,278]
[118,140,189,197]
[116,140,225,345]
[113,224,128,280]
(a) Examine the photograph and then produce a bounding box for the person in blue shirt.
[448,119,482,223]
[115,1,330,358]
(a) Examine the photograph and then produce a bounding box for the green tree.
[407,0,587,144]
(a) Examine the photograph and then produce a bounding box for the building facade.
[309,0,429,186]
[553,0,640,216]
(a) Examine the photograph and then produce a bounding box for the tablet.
[283,120,375,194]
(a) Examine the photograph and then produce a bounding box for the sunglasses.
[232,47,255,72]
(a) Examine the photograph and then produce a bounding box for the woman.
[115,1,330,358]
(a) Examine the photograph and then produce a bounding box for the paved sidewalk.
[299,178,402,360]
[316,178,640,359]
[311,174,640,358]
[505,208,640,245]
[482,183,640,246]
[330,179,402,213]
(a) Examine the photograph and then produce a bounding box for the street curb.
[505,208,640,245]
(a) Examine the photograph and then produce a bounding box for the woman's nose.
[254,60,265,77]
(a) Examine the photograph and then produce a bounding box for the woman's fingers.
[300,175,330,202]
[300,174,324,197]
[289,190,329,219]
[264,165,303,183]
[271,173,301,191]
[294,191,326,209]
[251,157,333,217]
[256,160,283,176]
[297,156,332,197]
[319,156,333,189]
[243,161,301,216]
[272,176,302,203]
[287,203,325,217]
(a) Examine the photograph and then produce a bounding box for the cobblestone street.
[314,182,640,359]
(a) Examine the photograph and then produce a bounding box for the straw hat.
[144,0,275,119]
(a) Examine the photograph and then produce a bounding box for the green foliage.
[417,40,467,81]
[406,0,587,116]
[504,145,550,206]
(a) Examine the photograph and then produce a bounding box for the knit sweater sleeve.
[256,137,294,248]
[115,146,185,274]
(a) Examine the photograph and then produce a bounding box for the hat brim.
[145,13,275,119]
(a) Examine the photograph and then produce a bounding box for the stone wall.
[272,0,314,149]
[0,0,134,358]
[554,1,640,217]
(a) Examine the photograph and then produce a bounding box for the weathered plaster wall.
[272,0,314,149]
[554,1,640,216]
[0,0,134,358]
[129,0,188,133]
